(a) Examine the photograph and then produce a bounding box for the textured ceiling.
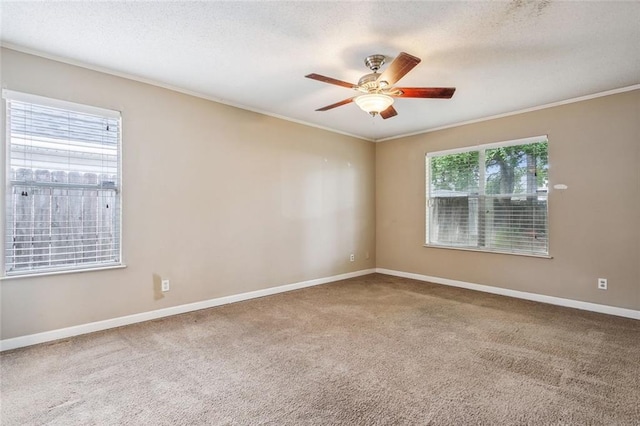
[1,1,639,141]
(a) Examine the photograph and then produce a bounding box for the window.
[426,136,549,256]
[3,91,122,276]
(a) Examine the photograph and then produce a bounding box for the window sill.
[1,264,127,281]
[424,244,553,259]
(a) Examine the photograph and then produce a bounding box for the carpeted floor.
[1,273,639,425]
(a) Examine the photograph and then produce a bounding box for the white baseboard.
[376,268,640,320]
[0,268,376,352]
[4,267,636,352]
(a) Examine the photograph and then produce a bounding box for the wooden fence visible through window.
[6,168,118,272]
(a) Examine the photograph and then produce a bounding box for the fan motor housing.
[357,73,380,92]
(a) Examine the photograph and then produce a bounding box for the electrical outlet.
[161,279,170,292]
[597,278,607,290]
[350,254,355,262]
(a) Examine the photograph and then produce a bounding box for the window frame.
[1,90,124,278]
[425,135,550,258]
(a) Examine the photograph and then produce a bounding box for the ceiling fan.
[305,52,455,119]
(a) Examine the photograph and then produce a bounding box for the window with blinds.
[426,136,549,256]
[3,90,122,276]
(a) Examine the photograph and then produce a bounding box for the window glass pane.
[430,151,479,194]
[428,151,480,247]
[426,139,548,256]
[483,194,548,255]
[484,141,548,254]
[4,95,121,276]
[485,142,548,195]
[429,196,479,247]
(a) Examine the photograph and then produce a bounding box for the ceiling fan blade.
[305,73,356,89]
[380,105,398,119]
[393,87,456,98]
[377,52,421,86]
[316,97,355,111]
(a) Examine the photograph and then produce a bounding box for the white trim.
[376,268,640,321]
[423,244,552,259]
[0,43,371,142]
[1,96,8,276]
[4,43,638,144]
[2,89,121,118]
[377,84,640,143]
[117,114,124,274]
[0,264,127,280]
[0,268,375,351]
[426,135,548,158]
[3,267,636,351]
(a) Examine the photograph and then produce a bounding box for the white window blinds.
[426,136,549,256]
[3,91,122,276]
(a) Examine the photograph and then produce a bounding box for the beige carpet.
[1,273,639,425]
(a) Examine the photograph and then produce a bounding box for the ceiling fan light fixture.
[306,52,455,119]
[354,94,394,115]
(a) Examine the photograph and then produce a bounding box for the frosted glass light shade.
[354,94,394,114]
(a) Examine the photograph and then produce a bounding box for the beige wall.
[377,89,640,310]
[0,48,376,339]
[1,47,638,342]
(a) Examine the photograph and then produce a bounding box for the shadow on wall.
[152,273,165,300]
